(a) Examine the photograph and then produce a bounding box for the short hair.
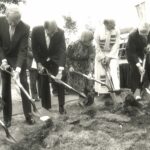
[103,19,115,29]
[80,30,94,42]
[138,22,150,35]
[6,4,21,21]
[44,20,57,32]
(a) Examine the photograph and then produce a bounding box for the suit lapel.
[4,19,11,43]
[11,22,21,43]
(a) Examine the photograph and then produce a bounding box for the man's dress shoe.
[59,106,66,114]
[26,116,35,125]
[4,121,11,128]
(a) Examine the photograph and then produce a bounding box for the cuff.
[136,62,141,67]
[16,67,21,73]
[46,57,51,62]
[58,66,64,71]
[2,59,7,63]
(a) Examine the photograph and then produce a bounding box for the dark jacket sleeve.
[16,25,30,68]
[126,33,139,65]
[55,30,66,67]
[88,45,95,73]
[0,17,6,62]
[0,39,5,62]
[31,27,40,63]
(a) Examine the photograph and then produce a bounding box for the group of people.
[0,5,67,128]
[1,4,150,128]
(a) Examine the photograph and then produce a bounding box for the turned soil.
[1,86,150,150]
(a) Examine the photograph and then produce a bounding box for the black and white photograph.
[0,0,150,149]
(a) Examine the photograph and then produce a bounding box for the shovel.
[45,69,87,99]
[73,71,111,91]
[140,54,147,83]
[0,120,17,143]
[140,54,150,96]
[0,67,50,122]
[0,67,38,113]
[103,65,122,104]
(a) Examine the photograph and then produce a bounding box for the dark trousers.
[40,61,65,109]
[1,66,32,122]
[29,69,41,99]
[129,54,150,92]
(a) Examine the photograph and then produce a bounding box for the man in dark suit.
[31,20,66,114]
[126,22,150,100]
[0,5,35,127]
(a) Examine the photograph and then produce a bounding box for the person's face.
[105,22,115,31]
[46,26,57,38]
[82,38,93,46]
[6,13,19,26]
[139,29,149,39]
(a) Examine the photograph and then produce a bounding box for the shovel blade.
[6,135,17,143]
[40,116,50,122]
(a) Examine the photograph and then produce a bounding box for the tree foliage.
[0,3,6,14]
[0,0,24,14]
[63,16,77,33]
[0,0,22,4]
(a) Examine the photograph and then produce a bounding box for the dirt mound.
[1,91,150,150]
[10,119,53,150]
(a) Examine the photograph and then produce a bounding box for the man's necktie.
[46,34,50,48]
[9,25,15,40]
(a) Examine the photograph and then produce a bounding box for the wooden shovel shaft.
[0,67,38,112]
[73,71,111,91]
[0,120,17,143]
[140,54,146,83]
[45,70,87,98]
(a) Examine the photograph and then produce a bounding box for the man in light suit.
[0,5,35,127]
[31,20,66,114]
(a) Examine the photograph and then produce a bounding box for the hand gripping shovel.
[140,54,147,83]
[0,67,50,122]
[0,120,16,143]
[140,52,150,95]
[45,69,87,99]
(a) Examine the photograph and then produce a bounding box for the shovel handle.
[0,120,17,143]
[0,67,38,112]
[73,71,111,91]
[46,69,87,98]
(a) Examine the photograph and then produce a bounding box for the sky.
[19,0,150,30]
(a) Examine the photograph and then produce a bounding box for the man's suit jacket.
[126,29,150,66]
[0,17,30,68]
[31,26,66,68]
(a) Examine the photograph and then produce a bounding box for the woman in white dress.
[94,19,120,94]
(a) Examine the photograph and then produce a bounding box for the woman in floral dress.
[66,30,95,106]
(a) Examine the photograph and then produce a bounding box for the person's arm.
[0,19,7,64]
[126,33,139,65]
[15,26,30,73]
[27,37,33,58]
[31,28,40,63]
[66,42,76,69]
[16,26,29,67]
[94,30,105,61]
[88,45,95,73]
[56,31,66,71]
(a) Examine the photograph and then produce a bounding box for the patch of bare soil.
[1,90,150,150]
